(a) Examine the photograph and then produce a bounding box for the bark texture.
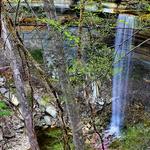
[42,0,85,149]
[2,17,40,150]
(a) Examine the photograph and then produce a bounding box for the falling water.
[109,14,135,136]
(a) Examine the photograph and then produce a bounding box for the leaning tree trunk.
[42,0,57,76]
[1,17,40,150]
[57,44,85,150]
[42,0,85,149]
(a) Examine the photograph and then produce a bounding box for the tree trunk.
[42,0,85,149]
[57,51,85,150]
[2,17,40,150]
[42,0,57,76]
[77,0,85,60]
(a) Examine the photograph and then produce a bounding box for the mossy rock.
[109,139,121,149]
[110,123,150,150]
[37,127,74,150]
[30,49,43,64]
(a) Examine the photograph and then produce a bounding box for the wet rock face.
[129,60,150,107]
[125,59,150,125]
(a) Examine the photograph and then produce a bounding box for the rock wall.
[129,60,150,109]
[0,73,59,149]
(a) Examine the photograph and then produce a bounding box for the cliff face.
[133,31,150,63]
[104,2,150,64]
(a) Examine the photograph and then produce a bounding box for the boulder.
[3,126,15,139]
[4,92,12,99]
[11,95,19,106]
[98,101,105,106]
[106,98,112,104]
[45,105,57,118]
[44,116,52,126]
[33,93,41,102]
[0,77,6,86]
[0,87,7,94]
[37,95,50,106]
[14,123,24,130]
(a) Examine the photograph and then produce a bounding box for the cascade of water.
[109,14,135,136]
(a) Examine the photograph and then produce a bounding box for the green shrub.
[110,123,150,150]
[0,101,12,116]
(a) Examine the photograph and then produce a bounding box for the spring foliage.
[0,101,12,116]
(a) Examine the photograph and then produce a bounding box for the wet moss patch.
[37,127,63,150]
[30,49,43,64]
[37,127,75,150]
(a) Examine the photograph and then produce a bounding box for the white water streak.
[109,14,135,136]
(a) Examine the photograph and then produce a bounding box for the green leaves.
[118,19,129,25]
[0,101,7,109]
[110,123,150,150]
[30,49,43,64]
[64,30,79,44]
[68,60,87,84]
[38,18,61,31]
[0,101,12,117]
[67,44,113,85]
[38,18,79,45]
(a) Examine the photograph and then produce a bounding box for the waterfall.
[109,14,135,136]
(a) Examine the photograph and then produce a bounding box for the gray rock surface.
[4,92,12,99]
[11,95,19,106]
[0,77,6,86]
[0,87,7,94]
[0,127,3,142]
[46,105,57,118]
[44,115,52,126]
[0,116,30,150]
[3,126,15,139]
